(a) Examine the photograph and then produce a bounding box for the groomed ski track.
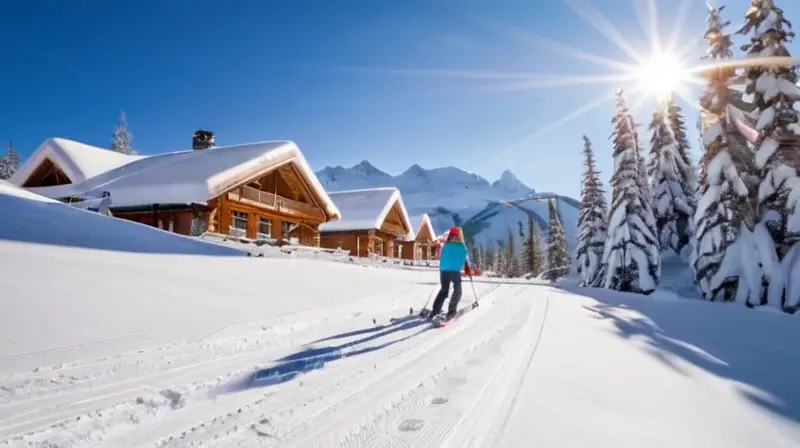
[0,282,551,447]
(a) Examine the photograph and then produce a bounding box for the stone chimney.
[192,130,215,150]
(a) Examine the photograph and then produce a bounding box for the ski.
[431,302,479,328]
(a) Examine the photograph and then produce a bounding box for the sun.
[635,50,688,100]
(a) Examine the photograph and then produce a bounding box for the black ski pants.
[431,270,462,316]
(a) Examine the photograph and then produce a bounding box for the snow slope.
[316,161,581,249]
[0,181,242,256]
[2,181,799,447]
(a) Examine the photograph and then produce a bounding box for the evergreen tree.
[0,141,20,180]
[736,0,800,308]
[693,1,762,304]
[494,241,506,276]
[484,243,495,270]
[574,135,608,286]
[507,229,521,277]
[647,101,695,255]
[531,218,543,277]
[543,199,570,281]
[523,215,544,277]
[666,94,696,193]
[110,110,136,154]
[598,90,661,294]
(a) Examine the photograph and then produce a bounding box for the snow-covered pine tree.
[647,101,695,255]
[575,135,608,286]
[5,141,19,178]
[666,95,697,193]
[109,110,135,154]
[531,217,543,277]
[494,241,506,276]
[692,1,764,303]
[507,230,521,277]
[736,0,800,308]
[543,199,570,281]
[599,90,661,294]
[484,243,495,269]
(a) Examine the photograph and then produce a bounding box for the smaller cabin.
[318,187,414,258]
[398,213,439,261]
[10,138,142,188]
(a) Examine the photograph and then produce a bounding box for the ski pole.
[417,290,435,316]
[469,275,479,308]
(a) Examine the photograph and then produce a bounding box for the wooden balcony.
[227,186,324,221]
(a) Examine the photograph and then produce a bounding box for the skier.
[430,226,473,320]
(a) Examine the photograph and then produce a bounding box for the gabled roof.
[318,187,414,237]
[28,140,341,221]
[10,138,143,186]
[410,213,436,240]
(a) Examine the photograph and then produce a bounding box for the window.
[282,221,293,238]
[230,210,248,237]
[258,217,272,235]
[231,211,248,230]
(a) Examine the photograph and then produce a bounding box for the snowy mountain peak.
[492,169,532,193]
[403,163,428,178]
[352,160,389,178]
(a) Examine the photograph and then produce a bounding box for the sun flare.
[635,50,688,100]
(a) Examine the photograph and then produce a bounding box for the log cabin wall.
[319,230,373,257]
[113,209,200,235]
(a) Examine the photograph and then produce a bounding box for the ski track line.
[0,286,434,442]
[141,284,509,448]
[245,284,519,447]
[330,286,534,448]
[1,285,423,383]
[339,286,530,448]
[0,284,428,406]
[443,294,550,448]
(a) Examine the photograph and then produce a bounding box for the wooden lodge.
[13,136,342,245]
[397,213,439,261]
[318,187,414,258]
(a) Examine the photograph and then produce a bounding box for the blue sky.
[1,0,799,198]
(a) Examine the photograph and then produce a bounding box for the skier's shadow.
[217,316,431,394]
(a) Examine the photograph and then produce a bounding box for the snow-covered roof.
[404,213,436,241]
[318,187,414,237]
[10,138,144,186]
[28,140,341,221]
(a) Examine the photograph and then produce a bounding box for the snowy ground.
[2,183,800,447]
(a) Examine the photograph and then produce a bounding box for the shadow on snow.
[216,316,431,395]
[549,282,800,424]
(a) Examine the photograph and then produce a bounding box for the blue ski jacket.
[439,241,472,273]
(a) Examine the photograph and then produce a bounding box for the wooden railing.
[228,186,322,219]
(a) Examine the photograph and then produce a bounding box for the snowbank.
[0,181,243,256]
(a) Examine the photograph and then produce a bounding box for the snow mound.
[0,181,243,256]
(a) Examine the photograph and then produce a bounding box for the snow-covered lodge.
[398,213,439,262]
[10,137,341,244]
[318,187,415,258]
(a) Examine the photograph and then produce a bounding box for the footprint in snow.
[398,419,425,432]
